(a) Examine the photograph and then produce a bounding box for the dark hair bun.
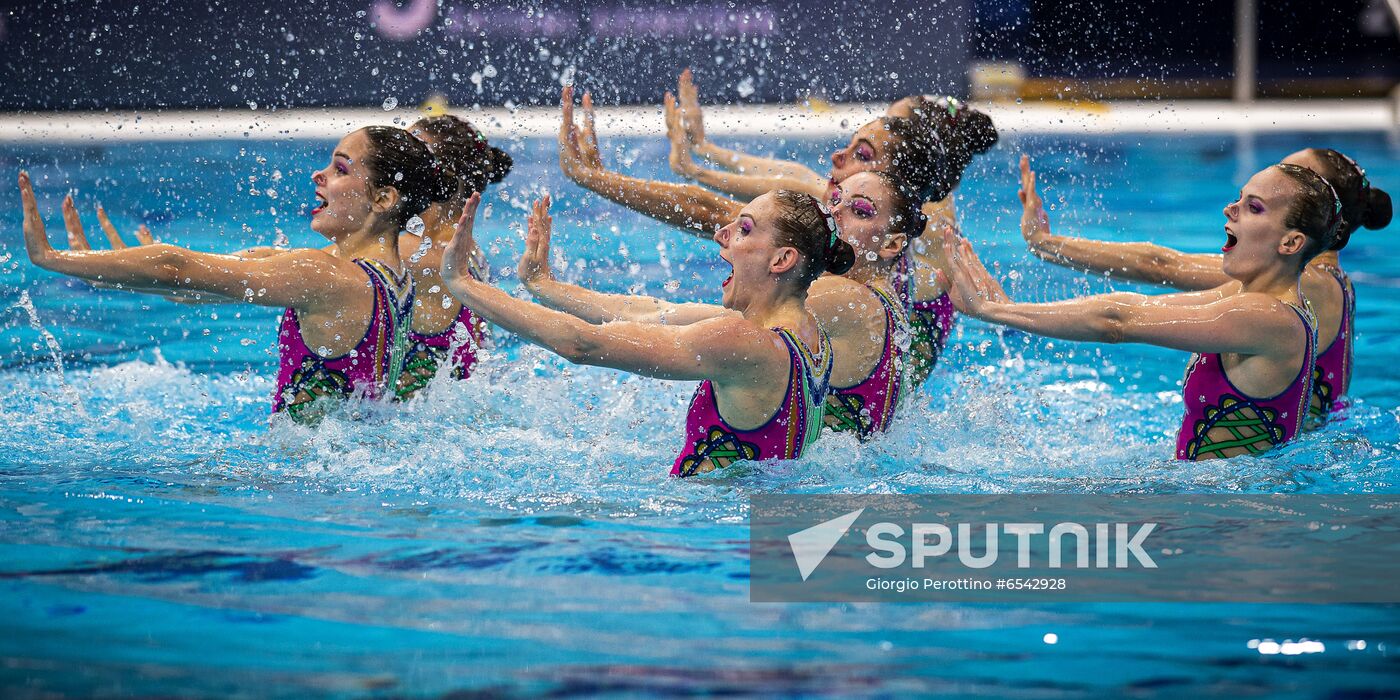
[1363,186,1393,230]
[409,114,512,198]
[485,146,513,185]
[826,238,856,275]
[957,110,999,156]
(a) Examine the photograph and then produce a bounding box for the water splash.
[11,290,86,418]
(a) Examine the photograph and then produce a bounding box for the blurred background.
[0,0,1396,112]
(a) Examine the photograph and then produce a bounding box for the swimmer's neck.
[737,290,810,331]
[1235,266,1304,303]
[417,202,461,246]
[842,258,896,286]
[331,225,403,269]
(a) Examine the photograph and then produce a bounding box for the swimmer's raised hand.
[518,196,556,289]
[664,92,702,180]
[60,193,155,251]
[576,92,603,170]
[442,191,482,282]
[676,68,706,146]
[1018,155,1053,250]
[19,171,57,266]
[936,227,1010,316]
[558,87,605,182]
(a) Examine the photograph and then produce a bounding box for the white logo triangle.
[787,508,864,581]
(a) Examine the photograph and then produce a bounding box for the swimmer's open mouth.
[311,193,328,216]
[722,273,733,288]
[1222,230,1238,252]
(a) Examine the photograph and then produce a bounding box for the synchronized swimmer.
[15,72,1394,470]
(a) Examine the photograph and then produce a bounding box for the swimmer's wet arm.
[528,278,733,326]
[1015,154,1226,290]
[667,67,820,185]
[444,270,769,381]
[943,228,1282,355]
[1028,235,1229,291]
[686,165,827,203]
[978,292,1303,356]
[568,166,738,238]
[31,244,358,310]
[559,88,737,237]
[517,193,733,326]
[690,141,821,183]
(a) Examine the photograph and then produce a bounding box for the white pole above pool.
[1234,0,1257,103]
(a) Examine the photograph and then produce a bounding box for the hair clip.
[1339,152,1371,194]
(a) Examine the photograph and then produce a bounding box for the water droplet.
[381,97,399,111]
[664,280,680,292]
[405,216,425,235]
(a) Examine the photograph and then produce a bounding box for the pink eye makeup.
[851,198,877,217]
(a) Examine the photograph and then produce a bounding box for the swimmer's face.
[829,120,898,184]
[309,130,377,238]
[829,172,905,266]
[714,193,798,309]
[1221,167,1303,279]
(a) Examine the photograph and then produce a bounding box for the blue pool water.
[1,131,1397,697]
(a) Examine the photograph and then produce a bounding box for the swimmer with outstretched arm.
[1018,150,1391,423]
[20,126,451,420]
[941,159,1345,460]
[441,189,853,476]
[561,78,998,384]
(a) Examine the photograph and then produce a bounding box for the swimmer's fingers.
[557,86,580,172]
[1017,156,1050,245]
[95,205,128,249]
[560,85,575,133]
[581,91,596,145]
[62,194,92,251]
[963,239,1011,303]
[940,228,996,313]
[664,93,699,179]
[520,197,554,284]
[135,224,156,246]
[663,91,683,143]
[577,92,603,169]
[444,192,482,278]
[677,68,705,144]
[18,171,56,263]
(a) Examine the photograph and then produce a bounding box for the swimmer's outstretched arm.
[939,229,1303,358]
[669,69,824,188]
[444,194,782,382]
[1016,155,1228,291]
[21,172,363,312]
[45,188,245,303]
[663,91,827,201]
[559,87,739,238]
[517,197,733,326]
